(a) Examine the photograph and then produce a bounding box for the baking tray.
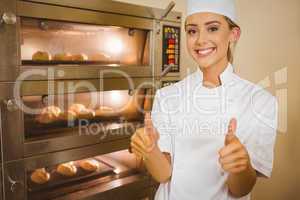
[28,159,115,192]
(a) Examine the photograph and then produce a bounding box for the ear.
[229,27,241,43]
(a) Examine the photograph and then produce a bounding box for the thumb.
[144,112,152,129]
[144,112,159,148]
[144,112,154,146]
[225,118,237,145]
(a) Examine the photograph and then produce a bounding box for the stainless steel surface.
[0,68,18,82]
[7,175,22,193]
[159,1,176,21]
[0,107,4,200]
[10,0,181,82]
[160,64,174,79]
[3,99,18,112]
[20,0,181,23]
[0,13,17,25]
[17,1,154,30]
[0,83,24,162]
[53,174,153,200]
[154,21,181,78]
[0,0,19,80]
[0,168,2,200]
[19,66,152,81]
[24,122,141,157]
[18,77,154,96]
[24,139,130,171]
[3,161,25,200]
[0,0,181,199]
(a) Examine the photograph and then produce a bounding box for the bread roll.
[30,168,50,184]
[57,162,77,177]
[95,106,114,117]
[89,53,110,61]
[71,53,88,61]
[53,53,72,61]
[68,104,95,119]
[36,106,61,124]
[32,51,51,61]
[58,110,77,121]
[79,159,100,172]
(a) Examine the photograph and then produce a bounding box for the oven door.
[3,150,157,200]
[16,1,154,81]
[20,80,153,158]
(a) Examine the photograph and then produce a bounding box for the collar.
[194,63,234,87]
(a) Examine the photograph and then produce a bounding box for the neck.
[201,59,229,88]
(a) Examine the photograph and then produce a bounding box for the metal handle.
[160,1,176,20]
[7,176,22,192]
[3,99,18,112]
[0,12,17,25]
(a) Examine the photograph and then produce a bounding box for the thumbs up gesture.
[130,112,160,160]
[219,118,251,174]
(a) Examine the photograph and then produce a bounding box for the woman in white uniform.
[130,0,278,199]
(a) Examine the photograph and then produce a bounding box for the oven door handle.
[3,99,18,112]
[7,175,23,193]
[0,12,17,26]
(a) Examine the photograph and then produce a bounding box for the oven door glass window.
[22,90,146,140]
[21,18,150,66]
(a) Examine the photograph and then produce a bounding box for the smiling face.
[185,12,240,70]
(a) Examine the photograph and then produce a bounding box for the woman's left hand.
[219,118,252,174]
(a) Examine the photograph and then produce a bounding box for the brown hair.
[224,16,240,63]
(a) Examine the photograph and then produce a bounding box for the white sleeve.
[151,89,172,154]
[244,90,278,178]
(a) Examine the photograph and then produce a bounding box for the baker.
[130,0,278,199]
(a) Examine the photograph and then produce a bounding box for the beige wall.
[117,0,300,199]
[235,0,300,199]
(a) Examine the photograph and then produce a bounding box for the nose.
[195,30,208,45]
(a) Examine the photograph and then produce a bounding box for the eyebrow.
[185,20,221,27]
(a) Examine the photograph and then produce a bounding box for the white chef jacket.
[151,63,278,200]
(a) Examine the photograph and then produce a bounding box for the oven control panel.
[162,25,180,73]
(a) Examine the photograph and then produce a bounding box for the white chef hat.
[187,0,237,24]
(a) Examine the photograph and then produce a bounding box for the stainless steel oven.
[0,0,182,199]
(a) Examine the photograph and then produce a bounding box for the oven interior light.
[110,90,122,101]
[109,90,127,107]
[105,36,123,55]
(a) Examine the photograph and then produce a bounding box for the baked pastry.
[89,53,110,61]
[36,106,61,124]
[68,104,95,119]
[58,110,77,121]
[95,106,114,115]
[30,168,50,184]
[71,53,88,61]
[57,162,77,177]
[53,53,72,61]
[32,51,51,61]
[79,159,100,172]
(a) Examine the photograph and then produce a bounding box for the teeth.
[196,48,215,56]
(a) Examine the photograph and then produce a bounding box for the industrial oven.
[0,0,182,199]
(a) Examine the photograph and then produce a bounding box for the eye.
[208,26,219,32]
[186,28,197,36]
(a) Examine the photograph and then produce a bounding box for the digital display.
[162,25,180,73]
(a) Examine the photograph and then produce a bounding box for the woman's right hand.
[130,112,159,159]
